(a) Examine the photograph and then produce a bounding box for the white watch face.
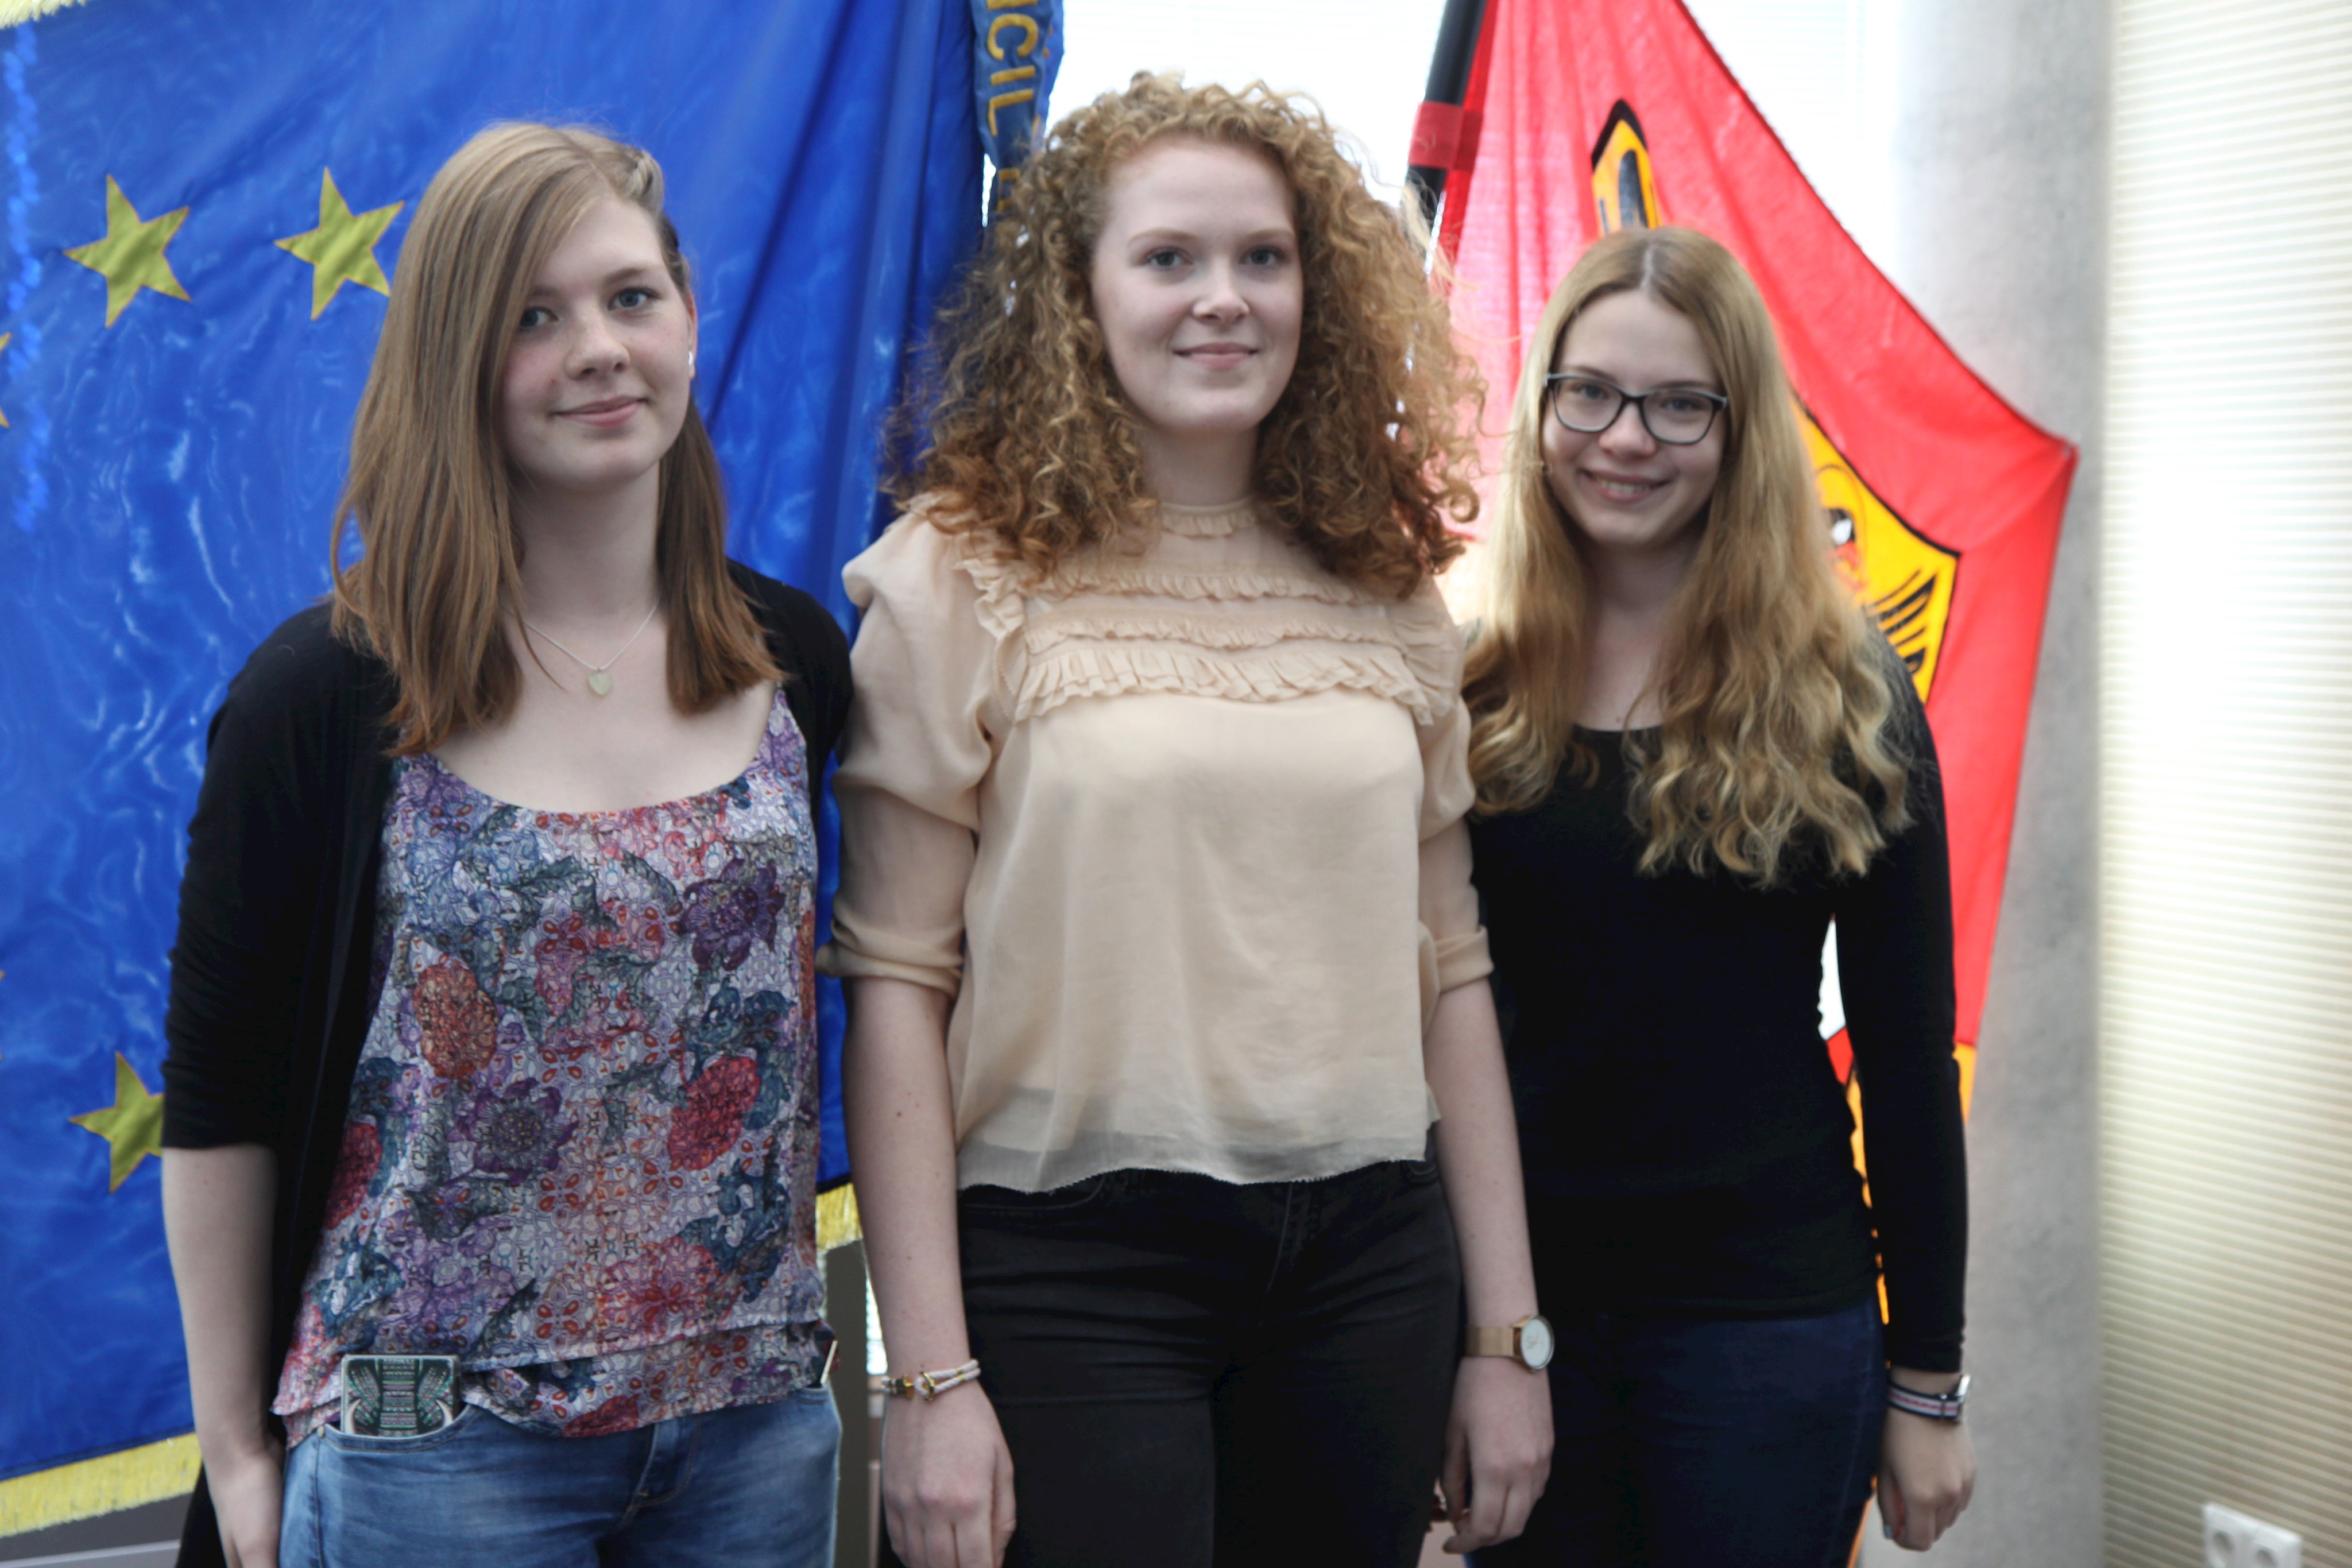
[1518,1315,1554,1370]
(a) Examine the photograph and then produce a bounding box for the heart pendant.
[586,671,614,697]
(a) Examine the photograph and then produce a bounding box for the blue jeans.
[1475,1302,1885,1568]
[280,1388,840,1568]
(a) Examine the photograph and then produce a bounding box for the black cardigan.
[159,566,849,1567]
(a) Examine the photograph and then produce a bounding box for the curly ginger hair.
[897,73,1481,596]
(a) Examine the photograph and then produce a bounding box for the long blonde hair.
[330,122,777,754]
[899,73,1480,597]
[1464,227,1910,883]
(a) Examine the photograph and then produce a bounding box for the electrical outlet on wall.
[2204,1503,2303,1568]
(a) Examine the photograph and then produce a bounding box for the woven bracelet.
[884,1358,982,1401]
[1886,1376,1968,1422]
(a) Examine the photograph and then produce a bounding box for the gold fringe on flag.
[0,1433,198,1539]
[0,0,88,27]
[816,1181,862,1253]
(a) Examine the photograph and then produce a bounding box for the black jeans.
[883,1156,1462,1568]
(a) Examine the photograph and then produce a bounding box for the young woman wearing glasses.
[1463,226,1975,1565]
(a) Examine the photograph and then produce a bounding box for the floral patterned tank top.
[276,690,832,1441]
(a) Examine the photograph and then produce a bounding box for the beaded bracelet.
[884,1358,983,1401]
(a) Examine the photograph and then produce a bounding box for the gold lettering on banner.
[985,0,1028,9]
[987,89,1037,135]
[991,64,1038,84]
[988,13,1040,57]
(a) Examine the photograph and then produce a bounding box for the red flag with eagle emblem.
[1434,0,2077,1114]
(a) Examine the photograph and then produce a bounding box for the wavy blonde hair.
[330,122,777,754]
[1464,226,1910,883]
[897,73,1480,595]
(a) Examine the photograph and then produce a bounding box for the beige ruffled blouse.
[817,496,1492,1191]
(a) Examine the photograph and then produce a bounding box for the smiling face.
[1087,138,1304,474]
[1542,288,1726,565]
[497,196,698,505]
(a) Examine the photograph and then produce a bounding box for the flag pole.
[1404,0,1492,232]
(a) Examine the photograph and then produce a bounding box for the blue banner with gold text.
[970,0,1062,172]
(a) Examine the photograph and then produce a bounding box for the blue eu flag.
[0,0,987,1516]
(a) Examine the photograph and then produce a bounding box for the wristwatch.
[1887,1373,1970,1422]
[1464,1314,1554,1371]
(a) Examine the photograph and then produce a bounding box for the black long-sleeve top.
[1469,703,1967,1372]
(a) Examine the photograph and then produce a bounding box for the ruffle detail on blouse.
[1387,583,1468,720]
[1022,606,1408,656]
[934,522,1034,708]
[1015,641,1436,725]
[934,510,1467,731]
[1154,500,1257,537]
[1042,557,1389,608]
[945,529,1030,645]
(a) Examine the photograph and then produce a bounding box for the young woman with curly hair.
[1463,226,1975,1565]
[159,123,850,1568]
[822,75,1552,1568]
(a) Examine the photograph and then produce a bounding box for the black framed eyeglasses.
[1544,374,1727,446]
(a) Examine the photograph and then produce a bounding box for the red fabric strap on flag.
[1409,100,1484,170]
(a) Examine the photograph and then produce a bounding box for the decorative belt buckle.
[339,1354,461,1438]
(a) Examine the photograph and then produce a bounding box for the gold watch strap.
[1464,1325,1518,1358]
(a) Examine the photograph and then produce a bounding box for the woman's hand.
[1437,1355,1553,1554]
[1877,1370,1976,1551]
[206,1431,286,1568]
[163,1146,283,1568]
[880,1386,1016,1568]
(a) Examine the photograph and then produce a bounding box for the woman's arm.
[843,977,1015,1568]
[821,518,1011,1566]
[1409,671,1553,1554]
[1425,978,1553,1555]
[162,1144,283,1568]
[1839,690,1974,1550]
[158,623,362,1568]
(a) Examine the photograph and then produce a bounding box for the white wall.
[1681,0,1902,268]
[1048,0,1450,198]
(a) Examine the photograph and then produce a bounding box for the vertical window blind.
[2103,5,2352,1564]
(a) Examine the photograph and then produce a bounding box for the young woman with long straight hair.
[1463,226,1975,1564]
[159,122,850,1568]
[823,75,1552,1568]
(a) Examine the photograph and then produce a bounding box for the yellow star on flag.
[69,1052,166,1193]
[276,169,402,319]
[64,176,192,327]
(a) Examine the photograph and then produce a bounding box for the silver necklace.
[519,602,659,696]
